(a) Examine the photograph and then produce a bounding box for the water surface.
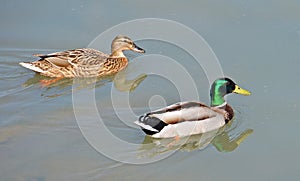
[1,1,300,180]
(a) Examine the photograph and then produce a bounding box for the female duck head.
[111,35,145,57]
[210,78,251,107]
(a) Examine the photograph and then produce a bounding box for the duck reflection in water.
[138,122,253,158]
[22,68,147,98]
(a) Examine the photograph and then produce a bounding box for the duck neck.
[110,50,125,58]
[210,92,226,107]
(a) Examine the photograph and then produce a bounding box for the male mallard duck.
[135,78,251,138]
[19,35,145,78]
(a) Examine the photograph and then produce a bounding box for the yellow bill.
[233,85,251,96]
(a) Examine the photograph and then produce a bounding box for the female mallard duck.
[19,35,145,78]
[135,78,251,138]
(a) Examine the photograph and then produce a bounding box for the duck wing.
[34,48,109,67]
[141,101,218,124]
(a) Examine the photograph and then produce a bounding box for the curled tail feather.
[135,114,168,135]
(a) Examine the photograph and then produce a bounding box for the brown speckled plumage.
[19,35,145,78]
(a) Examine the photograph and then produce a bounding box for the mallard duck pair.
[20,35,251,138]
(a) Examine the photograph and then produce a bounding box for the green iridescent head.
[210,78,251,107]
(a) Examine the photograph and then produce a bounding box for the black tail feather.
[137,115,168,135]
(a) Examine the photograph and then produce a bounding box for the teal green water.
[1,1,300,180]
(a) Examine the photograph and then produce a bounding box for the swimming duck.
[19,35,145,78]
[135,78,251,138]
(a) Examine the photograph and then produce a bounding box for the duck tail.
[135,115,168,135]
[19,62,45,73]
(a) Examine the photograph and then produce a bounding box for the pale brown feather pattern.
[29,48,129,77]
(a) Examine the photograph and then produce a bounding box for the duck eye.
[123,40,133,45]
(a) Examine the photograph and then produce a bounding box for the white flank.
[134,121,159,132]
[151,114,225,138]
[19,62,44,73]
